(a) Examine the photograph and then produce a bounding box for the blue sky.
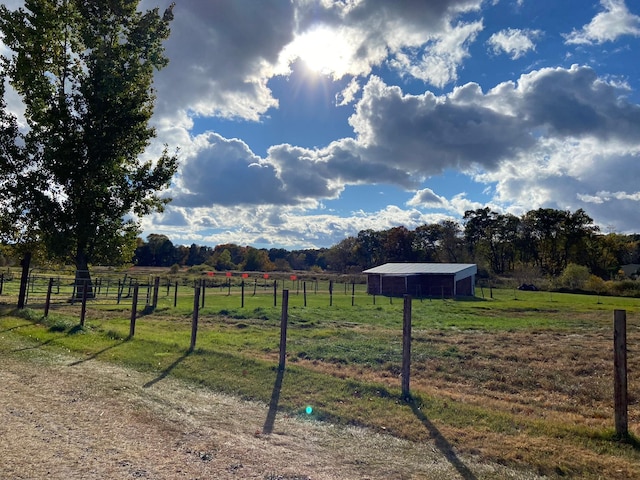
[6,0,640,249]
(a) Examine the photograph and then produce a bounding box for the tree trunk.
[74,248,94,299]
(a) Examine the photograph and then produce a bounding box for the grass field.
[1,272,639,479]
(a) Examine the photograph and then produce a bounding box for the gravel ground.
[0,339,543,480]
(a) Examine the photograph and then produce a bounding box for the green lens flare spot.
[305,405,313,415]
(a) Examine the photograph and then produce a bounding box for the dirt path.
[0,342,542,480]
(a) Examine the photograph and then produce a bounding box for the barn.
[363,263,477,298]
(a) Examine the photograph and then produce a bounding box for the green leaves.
[0,0,178,268]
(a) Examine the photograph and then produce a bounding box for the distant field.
[1,277,639,479]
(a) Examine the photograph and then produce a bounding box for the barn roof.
[363,263,477,275]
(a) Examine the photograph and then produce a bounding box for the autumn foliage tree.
[0,0,178,292]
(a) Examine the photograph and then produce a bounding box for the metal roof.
[362,263,477,275]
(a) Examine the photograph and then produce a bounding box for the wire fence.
[0,270,379,313]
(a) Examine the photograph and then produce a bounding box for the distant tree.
[412,223,442,262]
[273,258,292,271]
[268,248,289,265]
[438,220,464,263]
[149,234,176,266]
[186,243,213,266]
[212,249,235,271]
[325,236,358,272]
[0,1,178,289]
[585,274,607,295]
[384,226,415,262]
[464,208,519,274]
[584,234,620,279]
[174,245,190,266]
[133,234,175,266]
[355,229,386,268]
[521,208,598,275]
[288,252,308,270]
[242,247,274,271]
[559,263,590,290]
[212,244,245,267]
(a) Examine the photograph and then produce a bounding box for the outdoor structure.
[363,263,478,298]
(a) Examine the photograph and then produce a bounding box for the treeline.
[133,235,329,273]
[131,208,640,280]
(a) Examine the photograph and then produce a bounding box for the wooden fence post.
[17,252,31,309]
[80,280,89,326]
[614,309,628,439]
[402,295,412,401]
[190,286,201,352]
[273,280,277,307]
[278,289,289,370]
[241,280,245,308]
[351,282,355,306]
[152,276,160,309]
[174,281,178,307]
[130,284,139,338]
[329,280,333,306]
[0,273,4,295]
[44,278,54,317]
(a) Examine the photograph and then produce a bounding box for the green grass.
[2,287,640,478]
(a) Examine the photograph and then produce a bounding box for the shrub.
[559,263,590,290]
[585,275,607,294]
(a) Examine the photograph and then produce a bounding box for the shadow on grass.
[12,338,55,351]
[262,367,285,434]
[67,340,127,366]
[409,398,477,480]
[143,350,191,389]
[616,432,640,450]
[0,322,32,333]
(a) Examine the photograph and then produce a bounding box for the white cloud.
[147,0,488,132]
[336,78,361,106]
[406,188,447,207]
[487,28,541,59]
[475,138,640,233]
[5,0,640,245]
[144,203,449,249]
[170,64,640,218]
[407,189,485,216]
[390,20,484,87]
[151,0,295,122]
[564,0,640,45]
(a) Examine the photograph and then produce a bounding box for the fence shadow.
[12,338,54,352]
[409,399,477,480]
[0,322,32,333]
[262,367,285,434]
[67,341,126,366]
[143,351,191,389]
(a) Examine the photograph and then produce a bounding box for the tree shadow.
[409,398,477,480]
[262,367,285,434]
[143,351,191,389]
[67,341,126,366]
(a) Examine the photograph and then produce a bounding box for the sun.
[287,27,351,78]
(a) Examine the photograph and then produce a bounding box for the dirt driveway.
[0,339,542,480]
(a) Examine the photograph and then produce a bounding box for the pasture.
[1,269,639,479]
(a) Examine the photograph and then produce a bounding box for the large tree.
[0,0,178,289]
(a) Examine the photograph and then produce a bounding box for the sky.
[4,0,640,250]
